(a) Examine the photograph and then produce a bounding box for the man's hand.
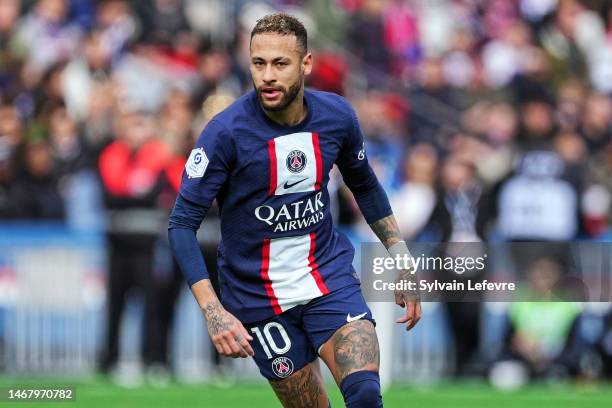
[190,279,254,358]
[394,268,421,331]
[368,215,422,331]
[395,290,421,331]
[202,300,255,358]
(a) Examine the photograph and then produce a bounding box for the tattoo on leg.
[332,320,380,380]
[270,364,326,408]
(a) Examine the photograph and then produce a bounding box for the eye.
[276,61,287,67]
[253,60,264,67]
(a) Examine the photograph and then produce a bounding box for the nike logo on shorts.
[346,312,367,322]
[283,178,307,189]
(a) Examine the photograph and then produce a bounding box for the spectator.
[11,0,82,84]
[98,109,171,382]
[62,29,114,122]
[347,0,391,87]
[137,0,190,46]
[581,92,611,153]
[11,137,64,219]
[391,143,438,241]
[493,257,583,381]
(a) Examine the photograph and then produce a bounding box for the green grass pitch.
[1,377,612,408]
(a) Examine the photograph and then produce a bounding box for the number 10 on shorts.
[251,322,292,358]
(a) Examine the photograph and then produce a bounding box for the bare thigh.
[319,319,380,385]
[269,359,329,408]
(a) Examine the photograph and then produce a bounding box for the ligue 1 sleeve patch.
[185,147,209,178]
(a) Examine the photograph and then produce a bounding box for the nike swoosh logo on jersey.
[283,178,308,189]
[346,312,367,322]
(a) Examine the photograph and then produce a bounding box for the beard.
[254,75,303,112]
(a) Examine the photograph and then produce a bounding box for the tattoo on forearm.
[270,365,326,408]
[333,320,380,379]
[202,301,233,336]
[369,215,401,248]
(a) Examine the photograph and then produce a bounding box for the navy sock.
[339,370,383,408]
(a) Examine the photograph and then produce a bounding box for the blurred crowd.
[1,0,612,384]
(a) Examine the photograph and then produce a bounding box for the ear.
[302,52,313,76]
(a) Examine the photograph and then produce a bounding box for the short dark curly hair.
[250,13,308,56]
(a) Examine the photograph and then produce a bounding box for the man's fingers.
[396,302,412,323]
[395,300,421,331]
[212,340,224,355]
[237,337,253,357]
[406,301,421,331]
[232,332,251,358]
[395,308,411,324]
[405,301,416,330]
[237,326,255,356]
[394,292,405,307]
[240,325,253,342]
[216,337,233,356]
[224,332,245,357]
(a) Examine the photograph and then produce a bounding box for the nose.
[262,64,275,83]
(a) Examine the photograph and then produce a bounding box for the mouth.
[260,87,283,101]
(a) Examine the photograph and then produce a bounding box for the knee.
[340,370,383,408]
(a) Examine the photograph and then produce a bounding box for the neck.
[262,88,307,127]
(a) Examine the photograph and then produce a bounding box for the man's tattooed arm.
[369,214,422,330]
[369,214,402,249]
[190,279,254,357]
[202,297,234,337]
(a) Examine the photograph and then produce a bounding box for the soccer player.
[168,13,421,408]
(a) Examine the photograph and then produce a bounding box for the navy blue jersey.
[178,89,389,323]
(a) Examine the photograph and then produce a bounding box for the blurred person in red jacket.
[98,108,172,383]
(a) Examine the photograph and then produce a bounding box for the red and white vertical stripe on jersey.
[312,133,323,190]
[267,132,323,196]
[267,140,278,196]
[259,232,329,314]
[308,232,329,294]
[260,238,282,315]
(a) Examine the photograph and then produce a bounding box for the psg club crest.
[286,150,307,173]
[271,356,294,378]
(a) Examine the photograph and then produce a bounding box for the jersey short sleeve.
[179,119,234,211]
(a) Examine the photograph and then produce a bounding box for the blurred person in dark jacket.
[434,153,486,376]
[98,109,171,384]
[580,92,611,153]
[396,146,486,376]
[347,0,392,87]
[406,58,460,147]
[11,137,65,219]
[555,78,587,133]
[136,0,190,46]
[477,97,582,242]
[46,102,92,175]
[0,104,22,217]
[46,101,103,230]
